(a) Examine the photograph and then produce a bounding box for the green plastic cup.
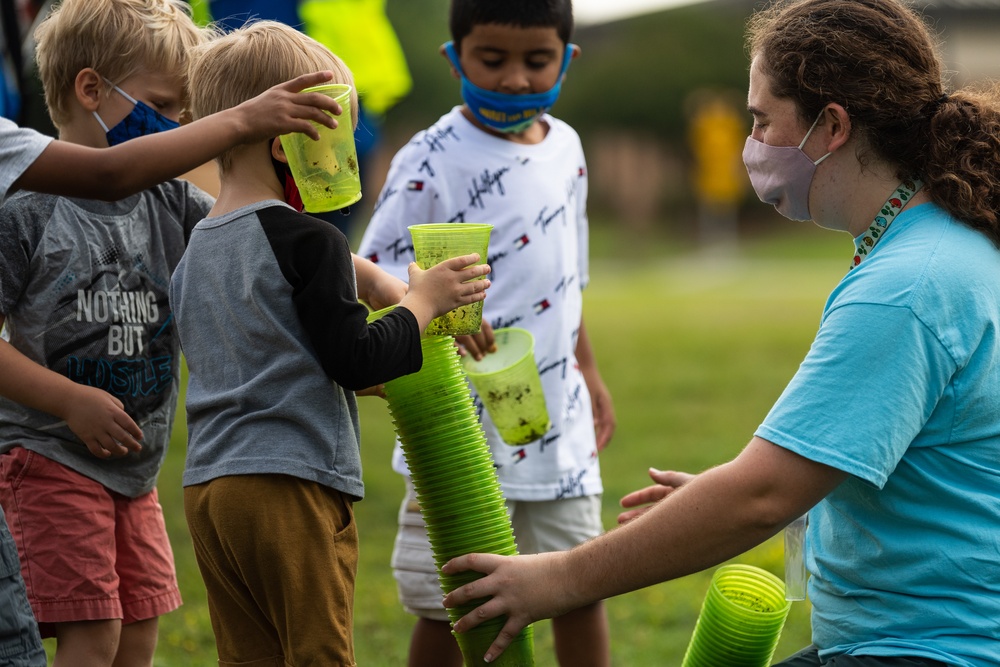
[681,564,791,667]
[279,83,361,213]
[462,328,551,445]
[408,223,493,335]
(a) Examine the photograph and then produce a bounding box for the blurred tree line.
[379,0,758,240]
[382,0,750,144]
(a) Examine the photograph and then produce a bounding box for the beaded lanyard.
[849,178,923,270]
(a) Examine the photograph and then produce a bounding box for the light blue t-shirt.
[757,203,1000,667]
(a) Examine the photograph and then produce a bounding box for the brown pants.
[185,475,358,667]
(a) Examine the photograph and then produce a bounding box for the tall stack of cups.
[366,222,534,666]
[681,564,791,667]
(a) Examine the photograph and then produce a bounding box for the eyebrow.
[471,46,559,58]
[747,105,766,117]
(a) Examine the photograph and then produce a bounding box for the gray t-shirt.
[170,201,423,500]
[0,118,52,202]
[0,180,213,496]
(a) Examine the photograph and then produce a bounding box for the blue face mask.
[93,80,179,147]
[443,41,574,134]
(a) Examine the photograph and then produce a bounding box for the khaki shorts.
[185,475,358,667]
[391,480,603,621]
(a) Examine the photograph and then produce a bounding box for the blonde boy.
[172,21,490,666]
[0,2,214,665]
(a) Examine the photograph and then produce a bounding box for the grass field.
[49,226,852,665]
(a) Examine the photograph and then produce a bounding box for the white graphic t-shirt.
[358,107,601,501]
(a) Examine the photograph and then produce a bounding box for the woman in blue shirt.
[439,1,1000,665]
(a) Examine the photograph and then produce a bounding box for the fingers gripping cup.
[408,223,493,335]
[462,328,551,446]
[681,564,791,667]
[278,83,362,213]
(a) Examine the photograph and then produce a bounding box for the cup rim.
[300,82,353,102]
[462,327,535,377]
[408,222,495,233]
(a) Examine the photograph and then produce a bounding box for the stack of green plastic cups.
[367,306,535,667]
[681,564,791,667]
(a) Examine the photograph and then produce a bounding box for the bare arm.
[12,71,341,201]
[0,316,143,458]
[354,253,408,311]
[575,317,616,450]
[442,437,846,662]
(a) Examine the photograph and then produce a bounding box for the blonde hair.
[34,0,206,128]
[187,20,357,172]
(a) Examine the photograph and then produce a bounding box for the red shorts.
[0,447,181,637]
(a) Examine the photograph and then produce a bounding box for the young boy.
[356,1,616,665]
[170,21,491,666]
[0,1,279,665]
[0,63,344,667]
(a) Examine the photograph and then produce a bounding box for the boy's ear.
[75,68,105,111]
[271,137,289,163]
[440,43,461,80]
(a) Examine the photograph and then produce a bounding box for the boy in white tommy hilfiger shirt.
[357,1,616,665]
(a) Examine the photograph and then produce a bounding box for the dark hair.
[747,0,1000,244]
[449,0,574,48]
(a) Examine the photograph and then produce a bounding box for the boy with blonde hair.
[171,21,491,666]
[0,1,228,665]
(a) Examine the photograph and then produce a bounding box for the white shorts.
[390,479,604,621]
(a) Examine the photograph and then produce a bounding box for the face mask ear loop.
[92,110,111,133]
[443,42,464,76]
[799,108,833,166]
[93,75,137,134]
[102,77,139,106]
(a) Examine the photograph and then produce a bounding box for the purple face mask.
[742,111,832,221]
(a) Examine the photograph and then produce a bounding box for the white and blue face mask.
[93,80,179,147]
[443,40,574,134]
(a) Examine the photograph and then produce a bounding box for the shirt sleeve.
[755,301,955,488]
[258,206,422,389]
[0,119,52,203]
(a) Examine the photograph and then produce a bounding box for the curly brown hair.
[747,0,1000,244]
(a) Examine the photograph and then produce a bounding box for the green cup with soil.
[408,223,493,335]
[461,328,551,445]
[279,83,361,213]
[681,564,791,667]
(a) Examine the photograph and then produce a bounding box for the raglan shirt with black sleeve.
[170,200,421,500]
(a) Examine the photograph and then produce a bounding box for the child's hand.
[455,321,497,361]
[616,468,694,524]
[233,71,342,142]
[63,385,144,459]
[400,254,491,333]
[356,384,387,399]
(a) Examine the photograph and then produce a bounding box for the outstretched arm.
[442,437,846,662]
[13,71,342,201]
